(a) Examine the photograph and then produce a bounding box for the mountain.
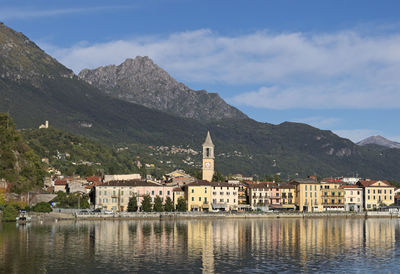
[0,113,45,193]
[78,57,247,121]
[357,136,400,149]
[1,22,400,181]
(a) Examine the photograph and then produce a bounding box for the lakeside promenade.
[29,210,400,221]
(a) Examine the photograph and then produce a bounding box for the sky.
[2,0,400,142]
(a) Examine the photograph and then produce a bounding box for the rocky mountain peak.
[78,57,247,121]
[357,135,400,149]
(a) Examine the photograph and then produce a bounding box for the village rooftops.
[290,179,320,184]
[340,184,362,189]
[97,180,163,187]
[184,180,237,188]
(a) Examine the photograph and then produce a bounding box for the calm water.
[1,218,400,273]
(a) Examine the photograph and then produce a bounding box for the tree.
[164,196,174,212]
[127,195,138,212]
[32,202,52,212]
[2,204,18,222]
[176,197,187,212]
[212,170,225,182]
[141,194,152,212]
[153,195,164,212]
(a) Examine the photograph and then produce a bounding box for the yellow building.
[185,180,213,211]
[359,180,395,210]
[173,187,185,208]
[278,183,296,209]
[320,181,345,211]
[292,179,323,212]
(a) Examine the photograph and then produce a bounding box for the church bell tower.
[202,131,214,181]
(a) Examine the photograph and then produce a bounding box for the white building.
[341,185,363,212]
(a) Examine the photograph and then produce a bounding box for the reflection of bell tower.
[202,131,214,182]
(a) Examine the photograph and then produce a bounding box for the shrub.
[32,202,52,212]
[2,204,18,222]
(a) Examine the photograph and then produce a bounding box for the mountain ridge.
[1,22,400,181]
[78,56,247,121]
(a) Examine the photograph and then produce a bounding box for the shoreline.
[27,211,400,221]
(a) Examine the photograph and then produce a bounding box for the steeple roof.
[202,131,214,147]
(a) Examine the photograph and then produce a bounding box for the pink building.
[247,182,281,207]
[95,180,174,212]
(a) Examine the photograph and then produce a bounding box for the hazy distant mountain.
[78,57,247,121]
[357,136,400,149]
[2,21,400,180]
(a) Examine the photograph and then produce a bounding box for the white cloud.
[41,28,400,109]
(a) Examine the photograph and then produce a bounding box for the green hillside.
[0,113,45,193]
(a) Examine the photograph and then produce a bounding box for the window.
[221,187,223,190]
[357,191,360,195]
[350,198,353,202]
[220,199,224,202]
[282,200,286,204]
[373,196,376,200]
[368,195,370,200]
[331,199,335,204]
[310,192,313,197]
[112,198,117,203]
[159,191,162,195]
[167,191,170,195]
[152,190,155,195]
[384,196,387,200]
[227,199,229,203]
[227,192,230,195]
[315,199,317,204]
[220,192,224,195]
[324,199,328,203]
[331,192,335,196]
[233,192,237,195]
[305,185,308,191]
[205,188,207,193]
[213,192,216,195]
[199,197,201,201]
[192,197,194,201]
[367,204,371,208]
[234,199,236,203]
[314,185,317,191]
[305,192,307,197]
[204,197,207,203]
[368,189,370,194]
[351,191,353,195]
[373,190,376,194]
[338,199,341,203]
[324,192,328,196]
[390,190,393,194]
[305,199,308,204]
[113,191,116,196]
[213,199,216,203]
[192,189,194,193]
[378,190,382,194]
[121,191,124,195]
[276,193,279,197]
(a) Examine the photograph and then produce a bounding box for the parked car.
[92,208,102,213]
[79,209,90,214]
[104,210,114,214]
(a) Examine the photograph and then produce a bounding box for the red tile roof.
[358,180,393,188]
[54,179,68,185]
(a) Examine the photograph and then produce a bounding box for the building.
[95,180,174,212]
[202,131,214,182]
[54,179,68,192]
[104,174,141,183]
[184,180,239,212]
[173,187,185,208]
[164,169,195,186]
[39,120,49,129]
[277,182,296,209]
[210,182,239,211]
[320,181,345,211]
[358,180,395,210]
[292,179,323,212]
[341,185,363,212]
[247,182,280,208]
[185,180,212,212]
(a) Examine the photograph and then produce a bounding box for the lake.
[1,218,400,273]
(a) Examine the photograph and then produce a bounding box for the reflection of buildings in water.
[365,219,395,251]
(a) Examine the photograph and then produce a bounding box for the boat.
[16,211,32,224]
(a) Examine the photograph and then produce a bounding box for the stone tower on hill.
[202,131,214,182]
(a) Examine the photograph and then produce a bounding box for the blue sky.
[2,0,400,142]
